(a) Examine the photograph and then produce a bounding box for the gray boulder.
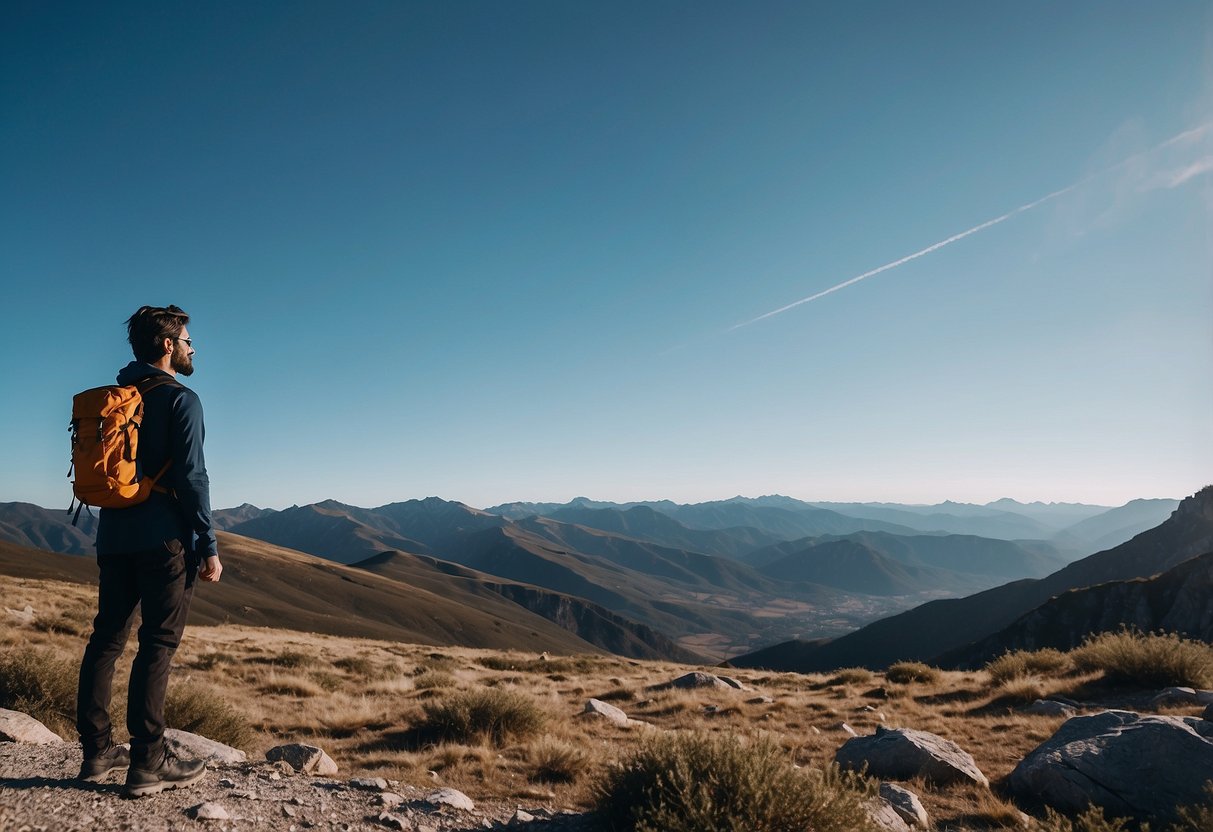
[1026,700,1077,717]
[425,787,474,811]
[0,709,61,744]
[835,725,988,787]
[866,799,911,832]
[879,783,929,828]
[265,743,338,775]
[1007,710,1213,823]
[583,699,629,726]
[654,672,735,690]
[165,729,246,764]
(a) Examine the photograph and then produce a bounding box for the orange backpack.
[68,375,177,523]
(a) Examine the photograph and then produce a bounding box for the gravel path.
[0,742,595,832]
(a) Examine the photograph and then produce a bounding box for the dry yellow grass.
[3,573,1202,830]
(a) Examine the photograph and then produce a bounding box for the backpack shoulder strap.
[133,374,182,395]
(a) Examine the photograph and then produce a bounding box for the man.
[76,304,222,798]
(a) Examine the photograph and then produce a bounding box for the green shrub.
[0,647,77,737]
[594,732,878,832]
[414,670,457,690]
[828,668,874,686]
[885,661,941,685]
[985,649,1070,684]
[165,684,253,749]
[1071,629,1213,689]
[420,688,546,747]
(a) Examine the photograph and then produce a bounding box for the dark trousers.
[77,541,196,768]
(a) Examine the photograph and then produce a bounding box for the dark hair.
[125,305,190,363]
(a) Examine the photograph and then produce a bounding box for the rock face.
[265,743,338,775]
[0,709,61,745]
[879,783,929,828]
[165,729,246,764]
[1007,710,1213,822]
[835,726,988,787]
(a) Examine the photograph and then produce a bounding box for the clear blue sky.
[3,2,1210,510]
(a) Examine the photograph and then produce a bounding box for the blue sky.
[3,2,1210,510]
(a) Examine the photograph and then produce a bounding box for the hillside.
[0,535,699,661]
[938,550,1213,667]
[730,486,1213,671]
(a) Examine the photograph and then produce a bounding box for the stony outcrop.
[583,698,629,726]
[835,726,988,787]
[1007,710,1213,823]
[265,743,339,775]
[165,728,247,764]
[649,671,743,691]
[879,782,929,827]
[0,709,61,745]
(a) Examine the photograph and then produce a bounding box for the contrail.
[729,123,1212,331]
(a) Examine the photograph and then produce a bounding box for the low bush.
[885,661,941,685]
[164,684,252,749]
[527,737,592,784]
[334,655,376,677]
[828,668,874,686]
[985,648,1070,684]
[1071,629,1213,689]
[272,650,315,669]
[0,647,77,737]
[413,670,457,690]
[594,731,878,832]
[420,688,546,747]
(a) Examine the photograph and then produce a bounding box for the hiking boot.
[123,755,206,798]
[78,744,130,782]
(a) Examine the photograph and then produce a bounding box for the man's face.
[170,327,195,377]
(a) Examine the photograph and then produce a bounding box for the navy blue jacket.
[95,362,216,557]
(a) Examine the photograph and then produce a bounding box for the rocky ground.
[0,742,592,832]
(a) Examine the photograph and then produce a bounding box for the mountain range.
[0,490,1197,667]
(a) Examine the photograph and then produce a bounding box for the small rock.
[4,604,35,624]
[427,770,441,781]
[376,793,405,809]
[282,805,297,818]
[1026,699,1077,717]
[188,802,230,821]
[377,814,409,831]
[864,686,889,700]
[230,789,258,800]
[266,743,339,775]
[836,725,988,787]
[425,787,475,811]
[272,759,296,776]
[583,698,629,726]
[879,783,929,827]
[830,721,859,736]
[653,672,734,691]
[703,704,720,714]
[1151,687,1199,708]
[0,709,62,744]
[747,696,774,705]
[512,809,535,823]
[165,728,247,764]
[716,675,747,690]
[217,778,236,788]
[350,777,389,791]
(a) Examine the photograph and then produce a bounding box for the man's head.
[125,305,195,377]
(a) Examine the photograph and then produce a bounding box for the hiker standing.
[74,304,221,797]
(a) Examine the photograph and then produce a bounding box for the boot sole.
[122,767,205,798]
[79,763,129,783]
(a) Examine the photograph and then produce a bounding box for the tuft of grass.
[272,649,315,669]
[334,655,376,677]
[998,675,1048,703]
[1029,806,1138,832]
[420,688,546,747]
[257,673,324,698]
[164,684,252,749]
[527,737,593,784]
[828,668,874,686]
[594,731,879,832]
[1071,629,1213,689]
[413,670,457,690]
[191,651,237,671]
[0,647,76,737]
[1173,783,1213,832]
[986,649,1070,685]
[885,661,942,685]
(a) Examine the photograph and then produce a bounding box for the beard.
[171,349,194,377]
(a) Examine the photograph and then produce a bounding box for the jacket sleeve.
[167,388,217,556]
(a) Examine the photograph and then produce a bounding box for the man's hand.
[199,554,223,583]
